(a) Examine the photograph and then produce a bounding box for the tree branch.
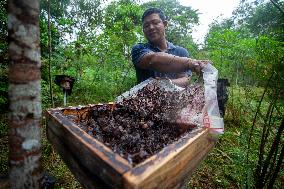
[270,0,284,18]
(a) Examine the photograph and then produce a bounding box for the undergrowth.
[188,86,283,189]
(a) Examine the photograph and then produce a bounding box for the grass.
[41,120,83,189]
[188,113,249,189]
[0,86,283,188]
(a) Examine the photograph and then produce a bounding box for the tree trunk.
[8,0,43,188]
[48,0,54,108]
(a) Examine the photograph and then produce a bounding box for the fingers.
[187,76,192,82]
[199,60,211,68]
[190,61,202,74]
[198,60,210,69]
[191,60,211,74]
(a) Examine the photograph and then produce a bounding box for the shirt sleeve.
[131,44,152,67]
[178,47,190,58]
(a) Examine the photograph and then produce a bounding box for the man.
[132,8,208,87]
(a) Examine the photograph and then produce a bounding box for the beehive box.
[46,104,216,189]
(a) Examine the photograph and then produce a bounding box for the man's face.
[142,13,167,44]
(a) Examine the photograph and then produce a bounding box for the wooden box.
[46,105,216,189]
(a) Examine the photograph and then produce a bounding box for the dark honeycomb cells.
[76,83,205,166]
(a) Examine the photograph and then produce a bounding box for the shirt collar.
[167,42,176,50]
[148,41,176,51]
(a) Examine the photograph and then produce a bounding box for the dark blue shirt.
[131,42,191,83]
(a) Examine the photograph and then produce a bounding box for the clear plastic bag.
[202,63,224,134]
[115,64,224,135]
[177,64,224,135]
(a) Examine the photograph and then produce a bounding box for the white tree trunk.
[8,0,42,188]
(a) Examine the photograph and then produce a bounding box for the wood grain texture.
[122,129,215,189]
[46,109,131,189]
[47,127,108,189]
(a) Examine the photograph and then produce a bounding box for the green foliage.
[39,19,61,59]
[104,0,143,49]
[247,1,284,40]
[0,0,8,113]
[205,27,256,84]
[205,5,284,87]
[41,80,52,110]
[46,45,137,107]
[39,0,72,58]
[0,0,7,63]
[67,0,103,36]
[0,114,8,174]
[255,36,284,87]
[40,0,70,20]
[0,65,8,113]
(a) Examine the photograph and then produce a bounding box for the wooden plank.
[46,110,132,189]
[47,128,107,189]
[122,128,215,189]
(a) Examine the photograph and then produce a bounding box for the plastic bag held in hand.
[178,63,224,135]
[203,63,224,134]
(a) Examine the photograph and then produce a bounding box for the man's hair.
[142,8,166,22]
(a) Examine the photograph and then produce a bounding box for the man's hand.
[189,59,210,74]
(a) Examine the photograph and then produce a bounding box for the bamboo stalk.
[267,143,284,189]
[259,118,284,187]
[48,0,55,108]
[245,72,274,189]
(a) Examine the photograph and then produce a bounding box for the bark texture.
[8,0,42,188]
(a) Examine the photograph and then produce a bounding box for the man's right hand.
[188,59,210,75]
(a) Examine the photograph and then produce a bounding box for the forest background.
[0,0,283,188]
